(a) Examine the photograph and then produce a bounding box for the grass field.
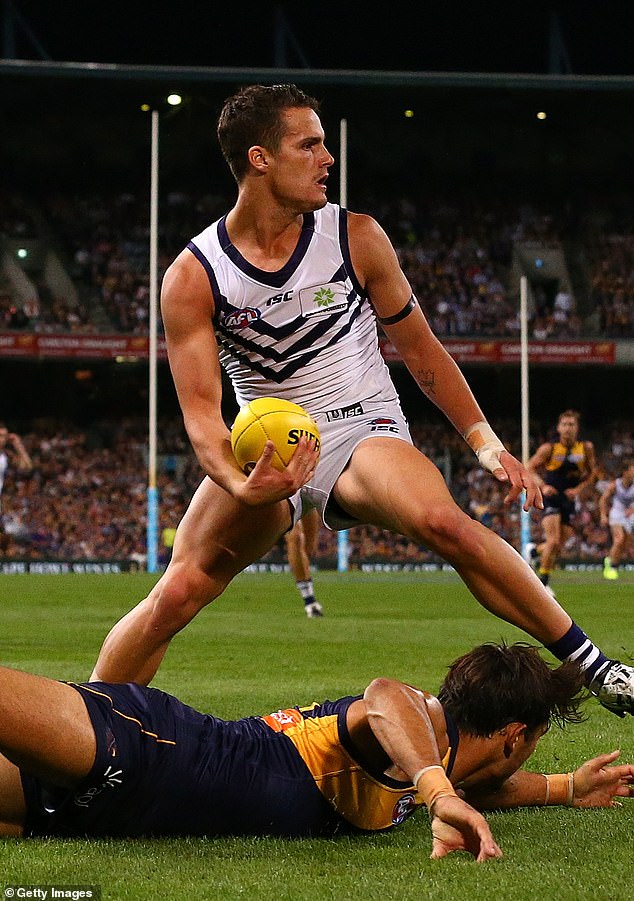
[0,570,632,900]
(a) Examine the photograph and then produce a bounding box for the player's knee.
[147,564,225,633]
[418,503,479,557]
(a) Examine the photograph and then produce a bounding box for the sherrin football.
[231,397,321,474]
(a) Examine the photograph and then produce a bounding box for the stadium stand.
[1,190,632,337]
[1,416,632,569]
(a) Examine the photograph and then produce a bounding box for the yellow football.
[230,397,321,474]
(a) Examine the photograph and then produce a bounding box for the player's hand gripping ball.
[231,397,321,474]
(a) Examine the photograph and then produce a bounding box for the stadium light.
[166,93,182,106]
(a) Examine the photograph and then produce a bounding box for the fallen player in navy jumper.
[2,643,632,860]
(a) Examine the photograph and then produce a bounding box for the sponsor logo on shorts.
[392,792,417,825]
[370,417,400,434]
[325,402,365,422]
[74,765,124,808]
[223,307,261,329]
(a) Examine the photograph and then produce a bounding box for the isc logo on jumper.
[370,417,399,433]
[299,283,348,318]
[266,290,294,306]
[223,307,261,329]
[326,402,364,422]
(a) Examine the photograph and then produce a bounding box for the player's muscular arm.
[162,253,317,505]
[599,482,616,520]
[347,213,486,437]
[359,679,502,862]
[359,680,448,781]
[161,253,246,495]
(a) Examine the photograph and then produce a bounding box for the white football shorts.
[289,398,412,531]
[609,509,634,534]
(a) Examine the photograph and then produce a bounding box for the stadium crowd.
[1,415,632,570]
[1,191,633,569]
[1,191,633,338]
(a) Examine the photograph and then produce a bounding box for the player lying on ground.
[0,643,632,859]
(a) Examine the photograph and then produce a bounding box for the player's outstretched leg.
[334,438,634,717]
[92,476,293,684]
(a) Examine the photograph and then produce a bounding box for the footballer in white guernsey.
[92,83,634,723]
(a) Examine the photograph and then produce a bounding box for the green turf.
[0,571,632,900]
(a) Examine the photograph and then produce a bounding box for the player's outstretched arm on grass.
[360,679,502,862]
[463,750,634,810]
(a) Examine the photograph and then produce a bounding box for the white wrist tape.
[463,421,506,475]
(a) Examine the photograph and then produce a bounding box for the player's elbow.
[363,677,405,712]
[364,677,397,698]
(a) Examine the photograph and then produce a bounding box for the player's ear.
[248,145,269,173]
[500,722,527,758]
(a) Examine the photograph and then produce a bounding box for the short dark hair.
[217,83,320,182]
[558,409,580,423]
[437,642,586,736]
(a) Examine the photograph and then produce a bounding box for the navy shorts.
[542,491,575,526]
[21,682,340,838]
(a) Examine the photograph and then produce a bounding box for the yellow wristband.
[415,765,458,815]
[544,773,574,806]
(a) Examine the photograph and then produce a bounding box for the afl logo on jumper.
[392,792,417,825]
[224,307,261,329]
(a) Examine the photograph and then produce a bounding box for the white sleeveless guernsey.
[187,203,400,414]
[610,477,634,531]
[187,202,412,528]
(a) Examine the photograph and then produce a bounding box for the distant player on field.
[286,508,324,617]
[527,410,597,596]
[0,422,32,552]
[600,459,634,580]
[92,84,634,717]
[2,643,633,857]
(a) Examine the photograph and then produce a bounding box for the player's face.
[557,416,578,445]
[267,107,334,212]
[454,723,547,793]
[0,428,7,448]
